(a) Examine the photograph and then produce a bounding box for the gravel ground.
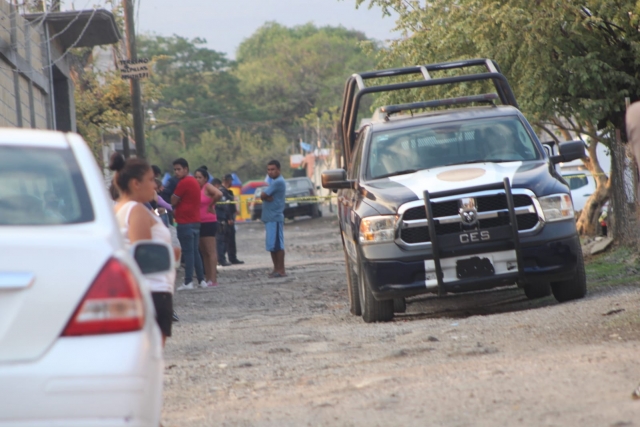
[162,213,640,427]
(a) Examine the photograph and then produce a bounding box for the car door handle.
[0,272,35,289]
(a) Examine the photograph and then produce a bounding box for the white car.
[562,170,596,212]
[0,129,165,426]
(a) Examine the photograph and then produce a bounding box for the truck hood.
[359,160,567,215]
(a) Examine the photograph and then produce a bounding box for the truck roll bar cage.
[339,58,519,166]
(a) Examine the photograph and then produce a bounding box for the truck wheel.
[357,255,393,323]
[311,204,321,218]
[393,297,407,313]
[523,282,551,299]
[551,249,587,302]
[344,251,361,316]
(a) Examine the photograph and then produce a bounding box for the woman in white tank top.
[109,153,178,345]
[115,201,176,293]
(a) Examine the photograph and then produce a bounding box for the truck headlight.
[359,215,397,244]
[539,194,574,222]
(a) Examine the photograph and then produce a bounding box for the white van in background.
[542,138,609,213]
[558,141,610,212]
[561,169,596,212]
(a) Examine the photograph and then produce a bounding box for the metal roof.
[23,9,121,50]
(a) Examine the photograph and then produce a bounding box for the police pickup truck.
[322,59,587,323]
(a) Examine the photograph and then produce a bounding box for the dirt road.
[163,214,640,426]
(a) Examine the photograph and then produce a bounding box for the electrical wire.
[41,0,99,44]
[44,9,82,43]
[43,7,98,70]
[0,0,103,64]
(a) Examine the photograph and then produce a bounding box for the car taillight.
[62,258,145,336]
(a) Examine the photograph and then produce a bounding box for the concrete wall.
[0,1,52,129]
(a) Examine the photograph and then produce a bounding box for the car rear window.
[0,146,94,225]
[286,179,310,192]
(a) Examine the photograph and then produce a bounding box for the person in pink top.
[195,166,223,286]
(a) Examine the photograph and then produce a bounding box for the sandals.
[268,272,287,278]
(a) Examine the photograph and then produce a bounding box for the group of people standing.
[107,153,288,344]
[158,158,244,291]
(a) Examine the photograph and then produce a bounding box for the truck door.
[342,127,368,262]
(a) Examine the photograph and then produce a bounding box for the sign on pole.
[118,58,150,79]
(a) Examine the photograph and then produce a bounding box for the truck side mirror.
[322,169,354,189]
[550,140,586,164]
[132,241,174,275]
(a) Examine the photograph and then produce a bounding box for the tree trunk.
[575,138,610,235]
[608,133,638,246]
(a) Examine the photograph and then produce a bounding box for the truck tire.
[344,251,361,316]
[551,249,587,302]
[393,297,407,313]
[311,204,321,218]
[523,282,551,299]
[357,254,393,323]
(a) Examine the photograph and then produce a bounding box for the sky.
[133,0,399,59]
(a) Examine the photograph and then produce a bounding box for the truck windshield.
[367,116,540,180]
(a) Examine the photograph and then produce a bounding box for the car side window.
[348,127,369,180]
[565,174,589,190]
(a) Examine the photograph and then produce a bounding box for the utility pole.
[123,0,146,158]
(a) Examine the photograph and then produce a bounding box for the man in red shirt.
[170,158,206,290]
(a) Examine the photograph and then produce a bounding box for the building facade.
[0,2,120,131]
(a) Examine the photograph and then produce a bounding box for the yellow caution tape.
[215,195,338,205]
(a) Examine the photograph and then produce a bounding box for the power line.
[40,0,105,44]
[4,0,97,50]
[43,7,98,70]
[44,9,83,43]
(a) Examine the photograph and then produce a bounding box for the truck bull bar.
[423,177,525,296]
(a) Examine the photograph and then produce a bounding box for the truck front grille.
[399,193,539,245]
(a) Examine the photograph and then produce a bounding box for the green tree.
[235,22,378,132]
[356,0,640,243]
[143,24,379,180]
[146,128,291,181]
[138,35,251,147]
[69,48,132,165]
[186,129,291,180]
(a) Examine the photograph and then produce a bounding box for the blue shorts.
[265,221,284,252]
